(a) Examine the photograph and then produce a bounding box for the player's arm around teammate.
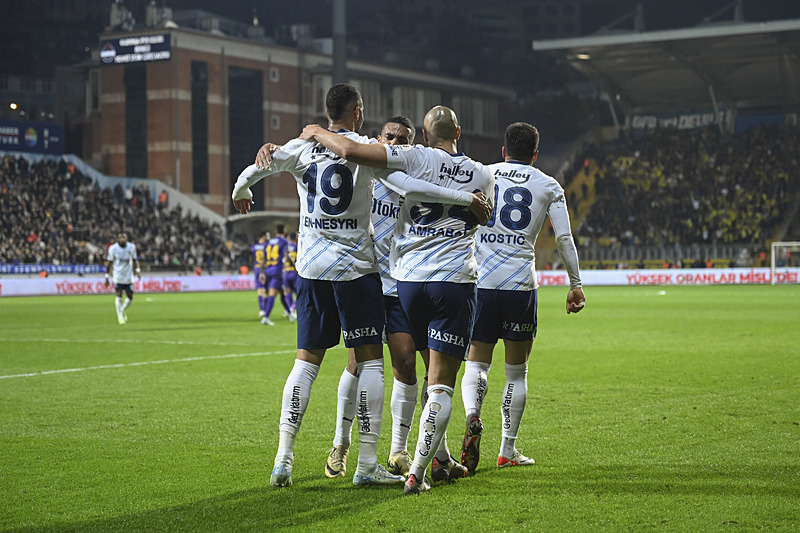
[299,124,492,225]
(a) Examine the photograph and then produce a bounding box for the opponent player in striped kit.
[325,116,431,481]
[460,122,585,474]
[301,105,495,494]
[232,84,490,488]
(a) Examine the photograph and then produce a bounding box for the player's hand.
[469,192,491,226]
[567,287,585,314]
[233,198,254,215]
[255,143,279,170]
[258,272,266,284]
[104,276,110,287]
[299,124,323,142]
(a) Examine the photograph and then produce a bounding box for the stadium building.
[79,3,514,223]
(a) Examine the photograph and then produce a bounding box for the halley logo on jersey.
[428,327,465,347]
[418,401,441,457]
[494,168,531,181]
[343,326,379,340]
[310,145,340,159]
[438,163,473,184]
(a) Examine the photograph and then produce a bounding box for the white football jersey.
[371,181,402,296]
[476,161,574,290]
[233,131,383,281]
[106,242,137,284]
[385,145,494,283]
[232,131,477,282]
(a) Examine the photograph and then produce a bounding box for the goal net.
[770,241,800,285]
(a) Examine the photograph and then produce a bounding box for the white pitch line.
[0,338,268,347]
[0,349,296,380]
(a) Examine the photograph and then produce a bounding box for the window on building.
[124,64,147,178]
[89,70,100,114]
[191,61,209,194]
[228,66,264,207]
[269,67,280,83]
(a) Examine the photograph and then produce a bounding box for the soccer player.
[282,232,298,321]
[300,105,495,494]
[252,235,269,320]
[260,224,290,326]
[104,232,141,325]
[325,116,430,481]
[460,122,585,474]
[232,83,490,489]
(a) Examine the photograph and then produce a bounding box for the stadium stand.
[568,124,800,268]
[0,154,250,272]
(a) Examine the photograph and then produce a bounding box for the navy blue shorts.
[295,273,385,350]
[114,283,133,294]
[384,295,411,335]
[472,288,537,343]
[397,280,476,360]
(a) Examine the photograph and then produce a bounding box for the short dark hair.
[384,115,416,144]
[326,83,362,121]
[276,224,285,234]
[504,122,540,162]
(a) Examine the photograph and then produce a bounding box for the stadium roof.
[533,19,800,114]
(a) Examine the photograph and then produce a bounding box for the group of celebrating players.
[231,83,585,494]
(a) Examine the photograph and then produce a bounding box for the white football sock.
[461,360,490,420]
[275,359,319,465]
[121,297,132,311]
[390,378,418,455]
[434,430,452,463]
[114,296,122,316]
[409,385,453,480]
[500,362,528,458]
[354,358,384,472]
[333,368,359,447]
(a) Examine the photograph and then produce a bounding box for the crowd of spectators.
[0,155,249,272]
[577,124,799,250]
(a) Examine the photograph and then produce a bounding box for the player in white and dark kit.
[232,84,489,489]
[460,122,585,474]
[104,232,141,325]
[324,117,431,481]
[301,105,495,494]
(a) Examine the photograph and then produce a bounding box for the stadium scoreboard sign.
[0,119,63,155]
[100,34,171,65]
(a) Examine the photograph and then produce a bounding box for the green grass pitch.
[1,285,798,532]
